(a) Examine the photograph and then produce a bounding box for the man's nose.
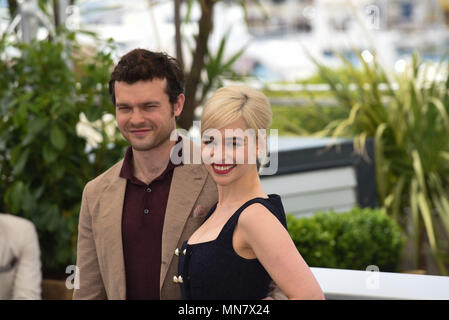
[130,109,145,125]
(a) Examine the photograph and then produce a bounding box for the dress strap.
[215,197,277,244]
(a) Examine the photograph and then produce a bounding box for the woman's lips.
[211,163,236,175]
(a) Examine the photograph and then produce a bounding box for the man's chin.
[130,143,158,152]
[129,138,168,152]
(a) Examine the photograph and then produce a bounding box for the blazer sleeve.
[12,220,42,300]
[72,183,107,300]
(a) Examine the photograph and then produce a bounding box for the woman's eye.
[227,141,241,147]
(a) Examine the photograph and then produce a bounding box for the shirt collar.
[119,135,184,182]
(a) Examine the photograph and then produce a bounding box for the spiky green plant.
[310,51,449,275]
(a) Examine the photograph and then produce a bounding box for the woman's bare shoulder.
[238,202,281,230]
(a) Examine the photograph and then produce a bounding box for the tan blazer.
[72,142,218,300]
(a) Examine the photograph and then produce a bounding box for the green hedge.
[287,207,405,272]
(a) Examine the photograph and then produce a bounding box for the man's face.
[115,79,184,151]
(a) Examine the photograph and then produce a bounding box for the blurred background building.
[2,0,448,82]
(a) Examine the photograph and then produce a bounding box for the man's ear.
[173,93,185,117]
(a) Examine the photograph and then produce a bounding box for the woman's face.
[201,118,259,187]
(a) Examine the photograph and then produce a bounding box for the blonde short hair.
[201,86,272,137]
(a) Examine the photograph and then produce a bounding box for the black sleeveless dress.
[177,194,287,300]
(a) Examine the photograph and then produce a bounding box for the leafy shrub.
[0,32,127,276]
[287,207,405,271]
[270,105,348,136]
[309,51,449,274]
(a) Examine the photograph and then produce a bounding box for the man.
[73,49,217,300]
[73,49,284,300]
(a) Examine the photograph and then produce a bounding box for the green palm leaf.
[311,48,449,274]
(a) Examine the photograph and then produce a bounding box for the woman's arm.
[236,203,325,300]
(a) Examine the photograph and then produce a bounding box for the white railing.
[311,267,449,300]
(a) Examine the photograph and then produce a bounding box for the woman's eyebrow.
[224,136,244,142]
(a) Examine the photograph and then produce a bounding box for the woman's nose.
[205,143,227,163]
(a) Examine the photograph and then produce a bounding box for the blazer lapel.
[159,163,208,289]
[98,165,127,300]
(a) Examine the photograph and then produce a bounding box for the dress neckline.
[186,194,278,247]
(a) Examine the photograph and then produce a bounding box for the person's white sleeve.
[12,221,42,300]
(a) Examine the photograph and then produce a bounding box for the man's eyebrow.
[138,101,161,106]
[137,100,161,106]
[116,102,131,108]
[115,101,161,107]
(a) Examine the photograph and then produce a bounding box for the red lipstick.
[211,163,236,175]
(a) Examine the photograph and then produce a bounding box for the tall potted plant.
[309,51,449,275]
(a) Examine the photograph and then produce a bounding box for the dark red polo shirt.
[120,139,183,300]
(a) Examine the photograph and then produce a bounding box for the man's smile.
[129,128,153,137]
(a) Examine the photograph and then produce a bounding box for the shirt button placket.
[144,186,151,215]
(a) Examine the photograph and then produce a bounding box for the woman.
[177,86,324,300]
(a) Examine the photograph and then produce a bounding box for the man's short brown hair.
[108,49,184,106]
